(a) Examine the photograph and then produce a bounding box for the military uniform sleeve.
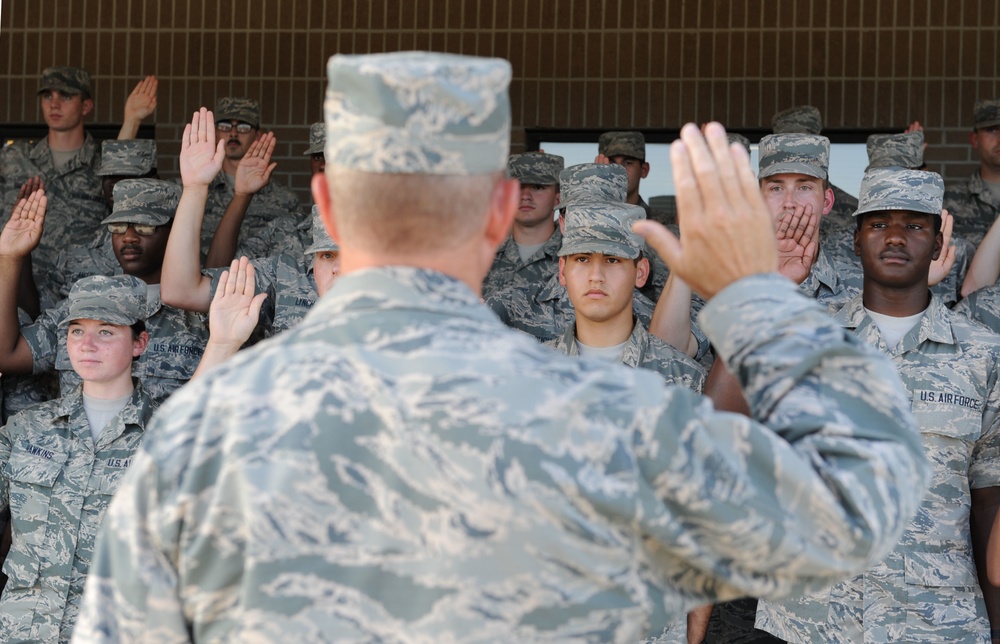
[970,350,1000,490]
[20,300,66,375]
[629,273,929,604]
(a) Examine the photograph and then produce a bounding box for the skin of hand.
[124,75,158,122]
[0,189,47,259]
[633,122,778,300]
[180,108,226,188]
[207,256,267,350]
[234,132,278,197]
[774,203,819,285]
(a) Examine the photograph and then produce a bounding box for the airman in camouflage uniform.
[546,200,705,392]
[203,97,303,260]
[487,163,658,342]
[50,139,158,301]
[0,67,106,313]
[0,181,208,405]
[944,99,1000,246]
[772,105,859,227]
[822,130,973,306]
[0,275,155,643]
[481,152,564,299]
[303,121,327,177]
[757,167,1000,644]
[76,52,927,643]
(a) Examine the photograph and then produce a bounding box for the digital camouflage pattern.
[38,66,91,97]
[95,140,156,177]
[507,152,564,185]
[2,309,57,423]
[771,105,822,135]
[0,134,106,312]
[974,98,1000,129]
[104,178,180,227]
[559,163,628,210]
[303,204,339,255]
[0,382,153,643]
[76,268,927,642]
[559,202,646,260]
[487,269,657,343]
[546,318,706,393]
[953,283,1000,331]
[866,131,924,171]
[728,133,751,155]
[50,231,119,304]
[599,131,645,160]
[302,122,325,155]
[213,96,261,128]
[757,134,829,180]
[854,167,944,218]
[61,274,148,328]
[757,294,1000,643]
[202,170,305,261]
[481,228,562,301]
[943,172,1000,246]
[324,52,512,175]
[22,285,208,405]
[796,246,857,314]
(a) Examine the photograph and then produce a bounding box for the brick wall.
[2,0,997,202]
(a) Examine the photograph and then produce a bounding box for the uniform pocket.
[2,440,68,588]
[904,551,986,640]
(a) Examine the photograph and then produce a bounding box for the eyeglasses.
[216,121,255,134]
[108,223,159,236]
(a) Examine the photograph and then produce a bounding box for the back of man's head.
[322,52,512,256]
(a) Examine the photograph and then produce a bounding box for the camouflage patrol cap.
[214,97,261,129]
[507,152,564,185]
[598,131,645,160]
[304,205,339,255]
[854,167,944,218]
[771,105,823,134]
[758,134,830,180]
[97,139,157,177]
[38,66,92,97]
[728,133,752,155]
[103,179,181,226]
[974,99,1000,129]
[866,131,924,171]
[558,163,628,211]
[62,275,148,327]
[324,51,511,175]
[303,122,325,155]
[559,202,646,259]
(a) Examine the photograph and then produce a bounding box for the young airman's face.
[67,319,146,385]
[760,174,834,223]
[854,210,941,290]
[559,252,648,324]
[313,250,341,297]
[515,183,559,228]
[40,90,92,133]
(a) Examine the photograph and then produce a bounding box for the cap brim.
[759,163,827,180]
[304,240,339,254]
[511,174,558,185]
[558,239,640,259]
[101,211,172,226]
[302,144,325,155]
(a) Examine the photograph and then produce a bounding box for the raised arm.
[204,132,277,268]
[963,209,1000,296]
[117,75,158,140]
[648,272,699,357]
[191,257,267,380]
[634,123,928,599]
[160,108,225,313]
[0,189,47,375]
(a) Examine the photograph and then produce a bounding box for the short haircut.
[326,168,501,254]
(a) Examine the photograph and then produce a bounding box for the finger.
[634,220,682,271]
[801,203,818,244]
[669,135,703,236]
[247,292,268,320]
[701,122,747,216]
[241,258,256,296]
[182,123,192,150]
[262,162,277,183]
[224,259,240,294]
[234,256,250,295]
[214,139,226,165]
[216,270,231,300]
[680,123,733,224]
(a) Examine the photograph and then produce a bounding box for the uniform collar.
[834,291,955,353]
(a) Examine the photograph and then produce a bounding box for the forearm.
[971,488,1000,633]
[190,340,242,380]
[205,193,253,268]
[649,273,697,358]
[16,253,39,320]
[964,221,1000,296]
[0,256,34,373]
[161,186,213,312]
[117,119,141,141]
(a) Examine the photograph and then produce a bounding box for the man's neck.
[861,281,931,317]
[47,128,85,152]
[980,163,1000,184]
[574,309,634,348]
[511,218,555,245]
[222,157,241,176]
[626,191,640,206]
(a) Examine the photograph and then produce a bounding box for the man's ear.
[634,257,650,288]
[484,177,519,248]
[311,172,340,244]
[640,162,650,179]
[82,98,94,117]
[132,330,149,358]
